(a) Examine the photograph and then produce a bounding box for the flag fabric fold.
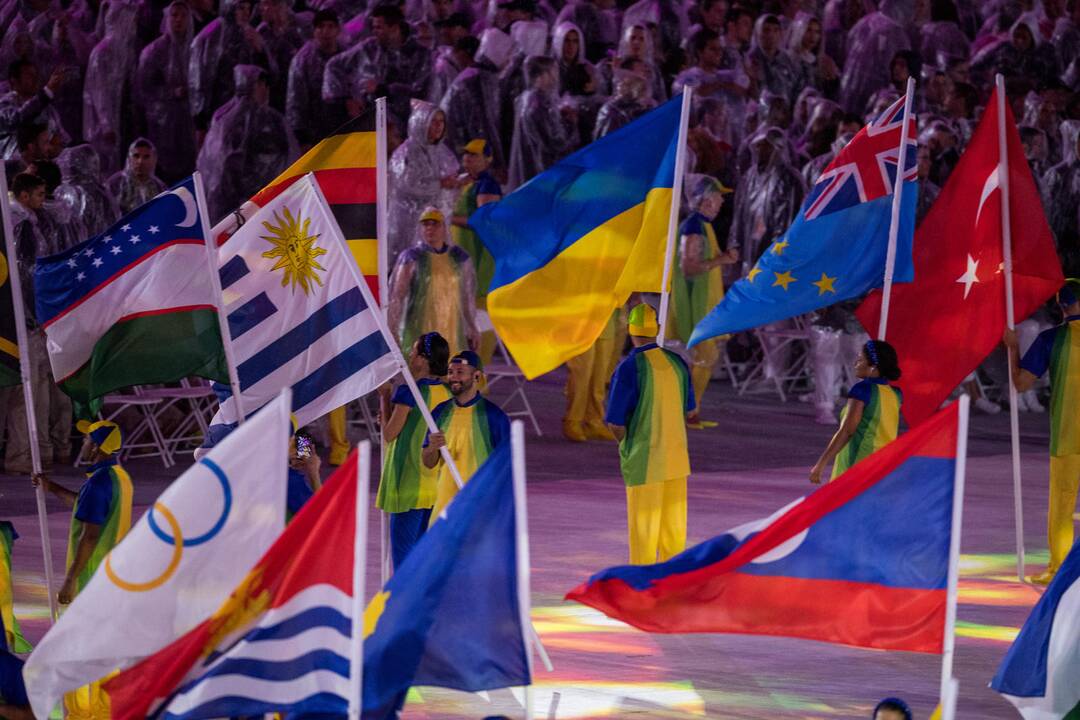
[32,177,228,412]
[992,541,1080,718]
[22,390,290,720]
[856,85,1063,425]
[362,441,530,717]
[689,94,918,346]
[567,402,960,653]
[208,173,399,430]
[469,96,683,379]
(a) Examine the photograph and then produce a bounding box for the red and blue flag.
[688,94,918,346]
[567,402,960,654]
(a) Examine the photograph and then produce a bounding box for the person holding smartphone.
[287,423,322,521]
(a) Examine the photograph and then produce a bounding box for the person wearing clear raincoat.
[838,0,912,115]
[387,206,479,357]
[555,0,620,62]
[1042,119,1080,248]
[195,65,296,224]
[605,22,667,104]
[730,125,805,274]
[552,21,599,95]
[53,143,119,245]
[507,55,579,189]
[0,59,71,160]
[257,0,305,112]
[135,1,196,183]
[82,0,139,175]
[440,27,512,170]
[787,11,840,99]
[593,68,650,139]
[105,138,167,215]
[497,18,547,158]
[387,100,460,262]
[286,9,346,149]
[746,13,801,107]
[188,0,272,132]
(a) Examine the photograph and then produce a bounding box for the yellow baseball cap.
[463,138,492,156]
[419,207,444,224]
[628,303,659,337]
[76,419,123,455]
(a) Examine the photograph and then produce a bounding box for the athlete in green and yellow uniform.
[388,207,480,358]
[1006,280,1080,585]
[33,419,132,720]
[605,304,694,565]
[670,175,739,429]
[0,522,30,653]
[377,332,451,568]
[810,340,903,484]
[423,351,510,523]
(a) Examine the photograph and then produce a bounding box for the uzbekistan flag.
[470,96,684,379]
[567,402,961,653]
[103,451,361,720]
[224,111,380,301]
[992,541,1080,718]
[34,177,228,412]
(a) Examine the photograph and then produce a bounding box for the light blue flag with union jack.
[689,94,918,346]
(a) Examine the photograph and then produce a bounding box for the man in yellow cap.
[388,206,480,357]
[32,420,132,719]
[669,174,738,428]
[605,304,694,564]
[32,420,132,605]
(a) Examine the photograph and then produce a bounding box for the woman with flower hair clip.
[809,339,903,484]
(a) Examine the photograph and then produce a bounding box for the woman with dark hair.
[809,339,903,484]
[376,331,452,569]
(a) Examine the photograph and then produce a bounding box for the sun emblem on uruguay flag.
[260,206,328,294]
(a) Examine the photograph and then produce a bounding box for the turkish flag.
[857,87,1064,426]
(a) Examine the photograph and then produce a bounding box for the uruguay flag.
[689,94,918,346]
[209,173,399,431]
[992,543,1080,718]
[567,401,962,653]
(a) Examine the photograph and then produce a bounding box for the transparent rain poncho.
[838,0,912,114]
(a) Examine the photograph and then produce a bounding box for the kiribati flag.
[567,402,962,653]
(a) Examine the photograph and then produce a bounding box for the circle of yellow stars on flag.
[261,207,328,294]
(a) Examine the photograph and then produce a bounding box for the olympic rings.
[148,458,232,547]
[105,502,183,591]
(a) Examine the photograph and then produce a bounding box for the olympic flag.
[22,390,291,720]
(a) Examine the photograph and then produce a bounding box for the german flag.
[250,110,381,301]
[0,197,21,388]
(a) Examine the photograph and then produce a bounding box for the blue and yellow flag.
[470,97,683,378]
[362,442,530,717]
[0,522,30,653]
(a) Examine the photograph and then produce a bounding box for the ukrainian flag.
[470,97,683,379]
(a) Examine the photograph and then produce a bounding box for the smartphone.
[295,434,313,459]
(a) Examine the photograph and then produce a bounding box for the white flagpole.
[376,97,393,586]
[308,173,466,490]
[192,171,247,424]
[995,74,1026,582]
[940,394,969,720]
[876,76,916,341]
[656,88,693,348]
[511,420,535,720]
[348,440,372,718]
[1,173,58,622]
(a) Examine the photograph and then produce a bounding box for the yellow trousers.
[626,477,687,565]
[328,406,350,466]
[1048,454,1080,572]
[689,340,722,411]
[565,333,614,425]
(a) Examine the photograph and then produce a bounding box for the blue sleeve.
[604,356,640,426]
[0,652,27,706]
[486,402,511,448]
[680,214,705,237]
[1020,328,1056,378]
[476,176,501,197]
[846,380,872,405]
[391,383,416,407]
[423,401,451,448]
[74,474,112,526]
